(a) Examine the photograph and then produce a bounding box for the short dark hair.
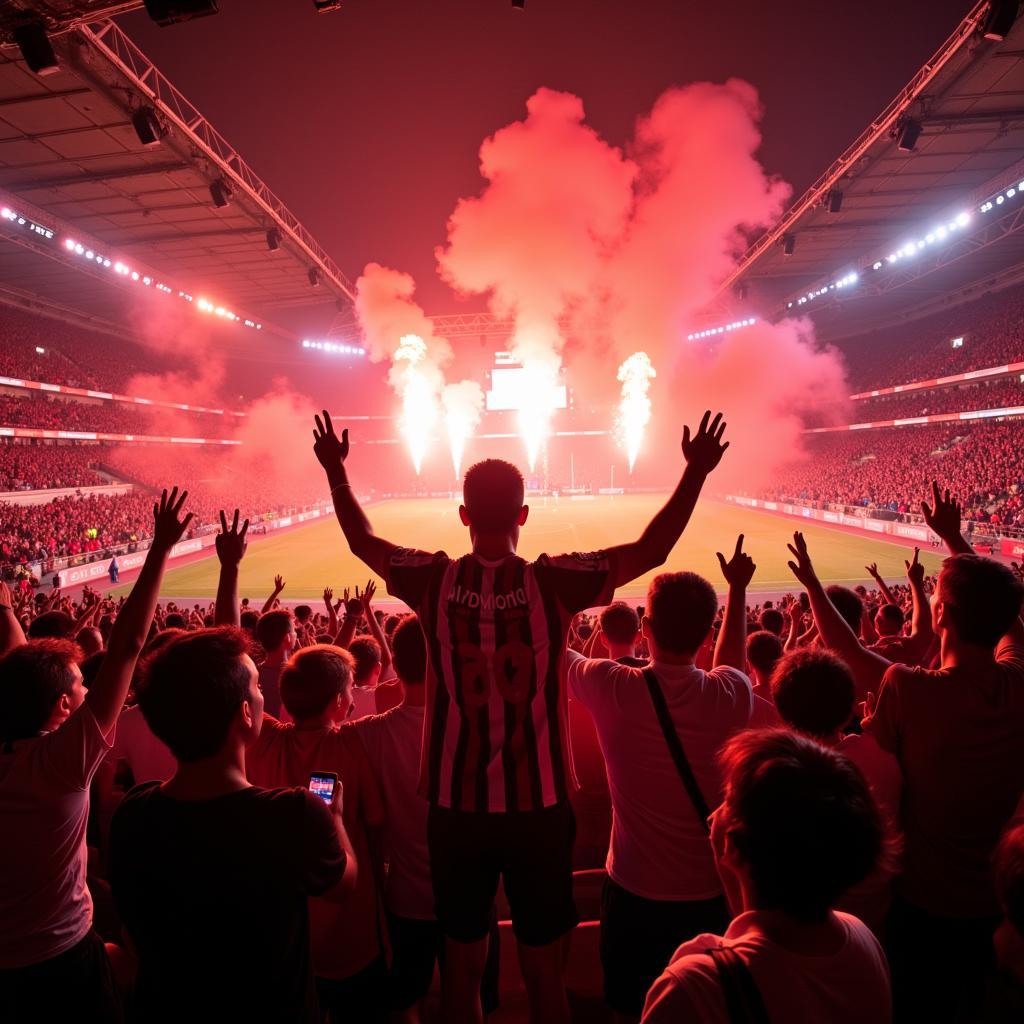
[256,609,293,652]
[163,612,186,630]
[0,639,82,742]
[280,645,353,720]
[392,615,427,684]
[646,572,718,655]
[994,823,1024,935]
[463,459,525,533]
[384,614,402,637]
[876,604,904,634]
[746,630,783,677]
[80,651,104,690]
[349,636,381,682]
[939,554,1024,648]
[826,586,863,634]
[600,602,640,646]
[719,729,886,923]
[138,627,253,763]
[27,610,75,640]
[759,608,785,637]
[770,649,855,738]
[294,605,312,623]
[240,610,260,633]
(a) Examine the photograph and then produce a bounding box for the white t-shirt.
[351,702,433,919]
[350,684,378,723]
[641,910,891,1023]
[0,703,113,967]
[566,652,777,900]
[110,704,176,785]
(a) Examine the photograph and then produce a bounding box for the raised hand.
[360,579,376,610]
[905,547,925,586]
[786,531,817,588]
[323,586,334,608]
[682,410,729,476]
[313,410,349,470]
[273,574,286,595]
[866,563,881,580]
[716,534,756,589]
[921,480,962,543]
[151,487,193,552]
[215,508,249,567]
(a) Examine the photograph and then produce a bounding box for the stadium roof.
[722,1,1024,341]
[0,12,355,337]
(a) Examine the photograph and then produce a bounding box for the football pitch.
[140,495,947,604]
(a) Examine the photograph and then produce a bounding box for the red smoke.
[431,80,850,486]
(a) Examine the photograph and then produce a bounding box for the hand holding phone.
[309,771,341,813]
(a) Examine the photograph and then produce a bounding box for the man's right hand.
[921,480,962,543]
[314,410,349,470]
[681,410,729,476]
[215,508,249,567]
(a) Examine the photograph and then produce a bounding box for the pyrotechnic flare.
[442,380,484,477]
[393,334,438,474]
[616,351,657,471]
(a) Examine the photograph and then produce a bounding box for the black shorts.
[0,929,122,1024]
[600,877,729,1016]
[427,801,577,947]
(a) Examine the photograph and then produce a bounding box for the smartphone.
[309,771,338,806]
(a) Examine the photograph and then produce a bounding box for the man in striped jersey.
[313,408,730,1024]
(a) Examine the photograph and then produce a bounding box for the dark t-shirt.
[109,782,345,1022]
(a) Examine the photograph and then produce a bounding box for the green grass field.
[134,495,946,603]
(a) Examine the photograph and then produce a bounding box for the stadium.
[2,2,1024,1023]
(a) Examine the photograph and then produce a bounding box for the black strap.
[642,668,711,833]
[708,946,772,1024]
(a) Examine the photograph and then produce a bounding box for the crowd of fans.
[0,393,236,439]
[849,377,1024,423]
[1,411,1022,1024]
[0,306,170,392]
[838,281,1024,394]
[0,443,106,491]
[762,420,1024,528]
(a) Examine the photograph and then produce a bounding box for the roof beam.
[2,162,190,191]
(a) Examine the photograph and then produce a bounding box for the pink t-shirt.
[0,704,113,967]
[641,911,891,1023]
[566,652,777,900]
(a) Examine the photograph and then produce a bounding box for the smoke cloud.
[432,80,849,485]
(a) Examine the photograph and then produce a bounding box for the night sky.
[118,0,973,332]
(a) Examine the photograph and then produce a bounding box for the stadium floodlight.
[826,190,843,214]
[781,233,796,256]
[209,179,232,208]
[308,267,321,288]
[895,116,922,152]
[266,228,281,252]
[982,0,1019,40]
[512,0,527,7]
[313,0,345,10]
[131,107,167,147]
[13,22,59,76]
[144,0,220,27]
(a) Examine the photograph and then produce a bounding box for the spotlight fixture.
[144,0,220,26]
[894,116,922,153]
[209,179,232,208]
[266,228,281,252]
[512,0,526,7]
[982,0,1019,41]
[131,106,167,147]
[13,22,59,76]
[313,0,345,10]
[826,189,844,214]
[781,233,796,256]
[308,267,321,288]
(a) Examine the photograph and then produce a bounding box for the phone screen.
[309,772,337,805]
